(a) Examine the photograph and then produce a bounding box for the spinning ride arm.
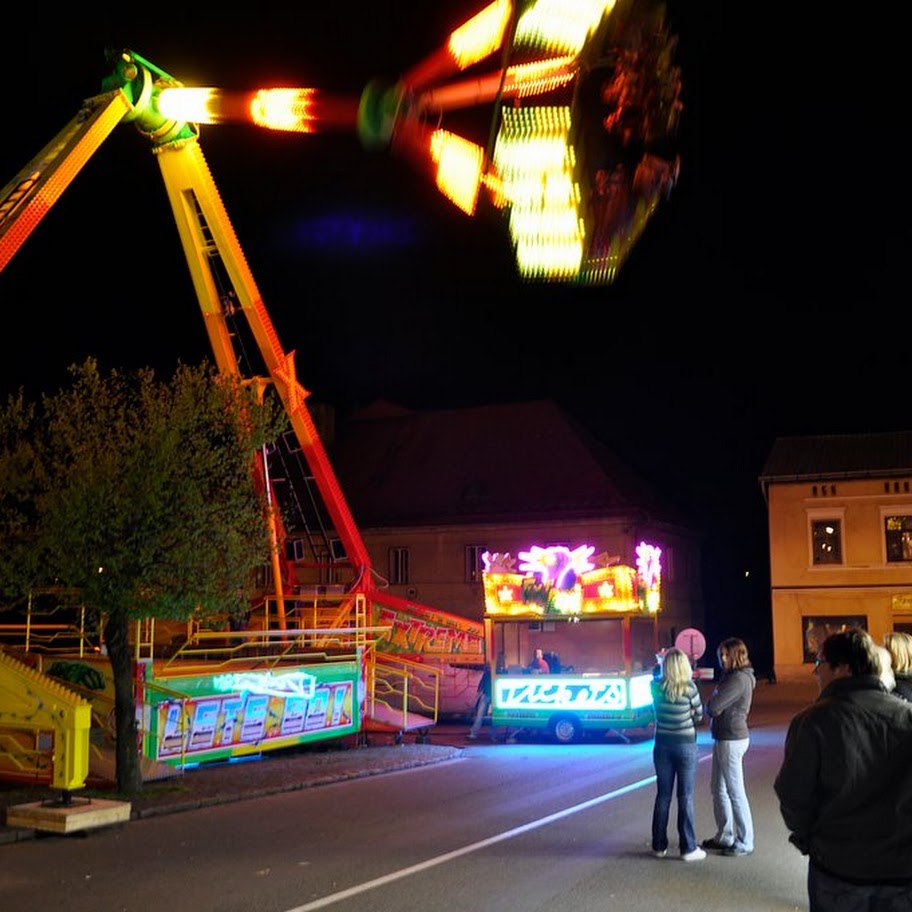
[149,126,373,587]
[0,0,682,623]
[0,91,133,273]
[0,51,376,628]
[154,0,683,285]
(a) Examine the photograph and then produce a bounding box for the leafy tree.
[0,358,287,793]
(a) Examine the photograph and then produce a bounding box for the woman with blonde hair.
[884,631,912,700]
[874,644,896,692]
[650,647,705,861]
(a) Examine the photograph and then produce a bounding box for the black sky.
[0,5,903,667]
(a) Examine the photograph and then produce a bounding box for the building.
[330,398,705,656]
[759,431,912,681]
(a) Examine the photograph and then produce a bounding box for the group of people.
[776,627,912,910]
[650,636,755,863]
[651,627,912,911]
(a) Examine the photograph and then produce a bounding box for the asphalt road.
[1,680,819,912]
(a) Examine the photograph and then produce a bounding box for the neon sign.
[494,673,653,711]
[211,670,316,699]
[517,544,595,588]
[482,541,661,616]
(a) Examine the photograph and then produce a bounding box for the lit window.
[885,515,912,562]
[811,520,842,565]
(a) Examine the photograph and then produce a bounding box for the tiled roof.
[331,399,685,527]
[759,431,912,483]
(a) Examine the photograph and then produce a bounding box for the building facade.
[330,399,705,661]
[760,432,912,681]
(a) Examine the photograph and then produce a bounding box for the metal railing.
[154,623,389,678]
[368,652,441,728]
[0,595,100,657]
[1,588,440,777]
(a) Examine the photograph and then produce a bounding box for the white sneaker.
[681,848,706,862]
[652,849,667,858]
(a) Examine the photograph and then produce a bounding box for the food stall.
[482,541,662,743]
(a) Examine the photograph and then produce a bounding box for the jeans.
[710,737,754,852]
[651,737,698,854]
[809,860,912,912]
[468,694,490,737]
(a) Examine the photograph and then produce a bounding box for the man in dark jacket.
[774,626,912,911]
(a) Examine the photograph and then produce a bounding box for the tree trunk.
[103,610,143,794]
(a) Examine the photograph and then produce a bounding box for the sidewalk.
[0,678,817,846]
[0,731,466,845]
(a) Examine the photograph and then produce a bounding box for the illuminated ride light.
[635,540,662,612]
[513,0,617,56]
[210,669,317,698]
[398,0,514,93]
[518,544,595,587]
[156,87,360,133]
[482,541,661,616]
[139,0,681,285]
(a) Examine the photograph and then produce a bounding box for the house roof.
[759,431,912,486]
[330,399,687,528]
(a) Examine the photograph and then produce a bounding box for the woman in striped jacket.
[650,647,705,861]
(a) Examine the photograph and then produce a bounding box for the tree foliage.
[0,358,288,792]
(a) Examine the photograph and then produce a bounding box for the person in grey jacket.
[775,627,912,911]
[701,637,756,857]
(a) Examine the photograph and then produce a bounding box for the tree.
[0,358,287,793]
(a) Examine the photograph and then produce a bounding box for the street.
[0,682,811,912]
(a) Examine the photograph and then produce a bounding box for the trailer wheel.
[550,715,582,744]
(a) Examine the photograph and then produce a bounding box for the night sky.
[0,4,901,669]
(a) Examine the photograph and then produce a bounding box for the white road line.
[287,773,660,911]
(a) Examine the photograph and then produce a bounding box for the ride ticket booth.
[481,542,662,743]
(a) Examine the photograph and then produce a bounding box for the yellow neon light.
[514,0,615,56]
[156,87,220,123]
[430,130,484,215]
[492,105,585,281]
[448,0,513,69]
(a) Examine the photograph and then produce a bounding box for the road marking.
[286,773,664,911]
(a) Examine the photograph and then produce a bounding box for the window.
[389,547,410,585]
[885,514,912,562]
[811,519,842,565]
[465,545,486,583]
[286,538,306,562]
[329,538,346,561]
[803,615,867,663]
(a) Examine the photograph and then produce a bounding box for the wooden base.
[5,797,131,834]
